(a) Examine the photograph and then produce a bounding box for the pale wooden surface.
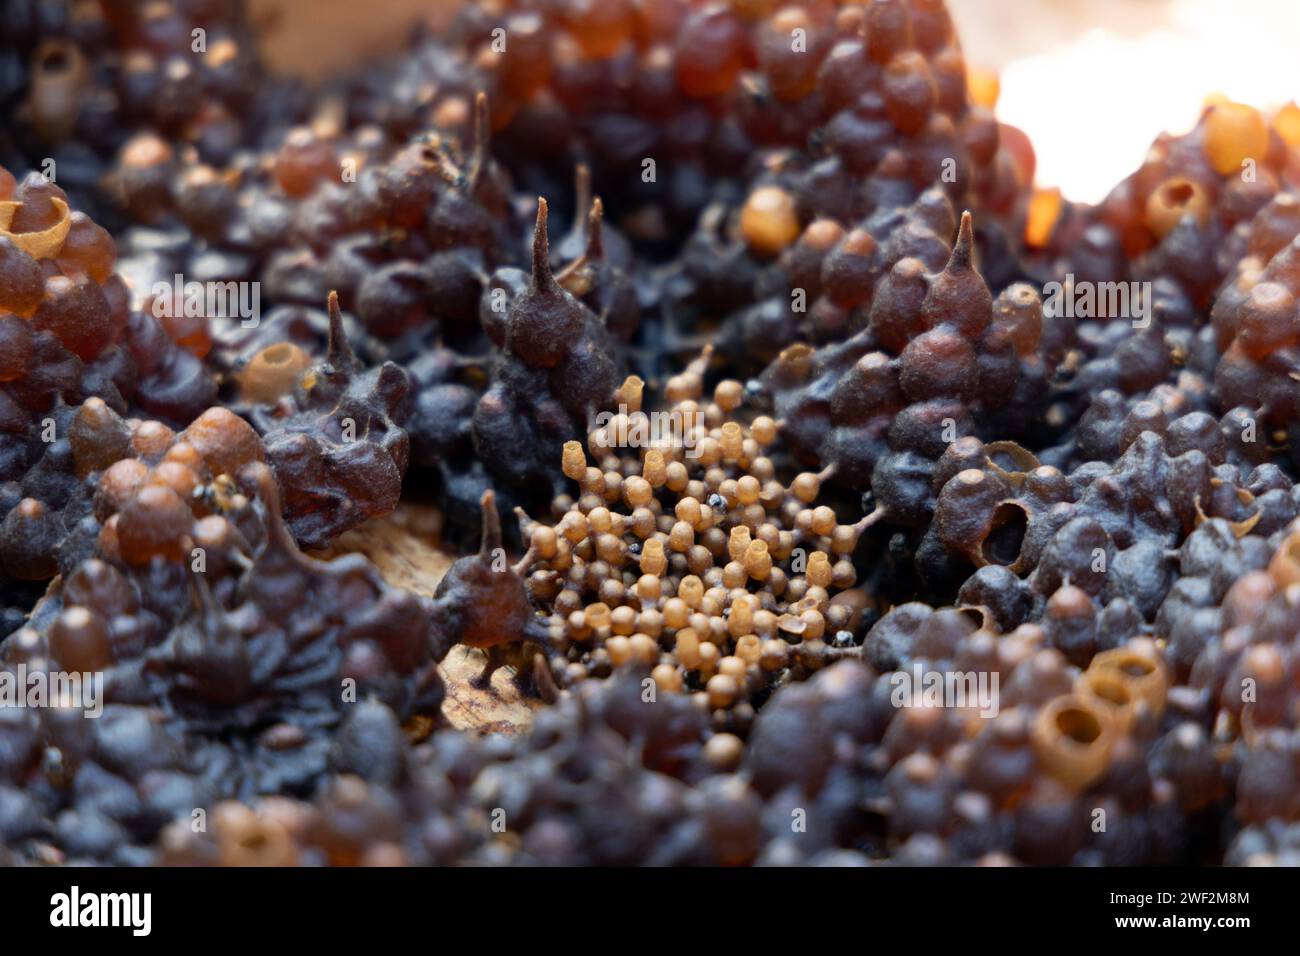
[312,502,544,734]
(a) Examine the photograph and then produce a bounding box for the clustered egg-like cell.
[449,0,1029,248]
[1,0,273,225]
[0,167,218,636]
[6,0,1031,540]
[4,0,1300,867]
[514,362,872,731]
[1,398,447,862]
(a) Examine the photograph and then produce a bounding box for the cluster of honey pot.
[2,0,1300,865]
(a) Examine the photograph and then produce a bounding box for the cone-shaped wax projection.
[504,198,593,368]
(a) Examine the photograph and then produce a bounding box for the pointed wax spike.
[686,343,715,379]
[326,290,360,371]
[179,534,216,611]
[949,210,975,270]
[532,198,554,286]
[468,91,490,186]
[241,461,300,556]
[573,163,591,229]
[921,208,991,337]
[586,196,605,260]
[857,506,886,531]
[513,505,536,536]
[190,555,219,614]
[479,489,502,561]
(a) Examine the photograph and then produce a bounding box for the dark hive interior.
[1,0,1300,867]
